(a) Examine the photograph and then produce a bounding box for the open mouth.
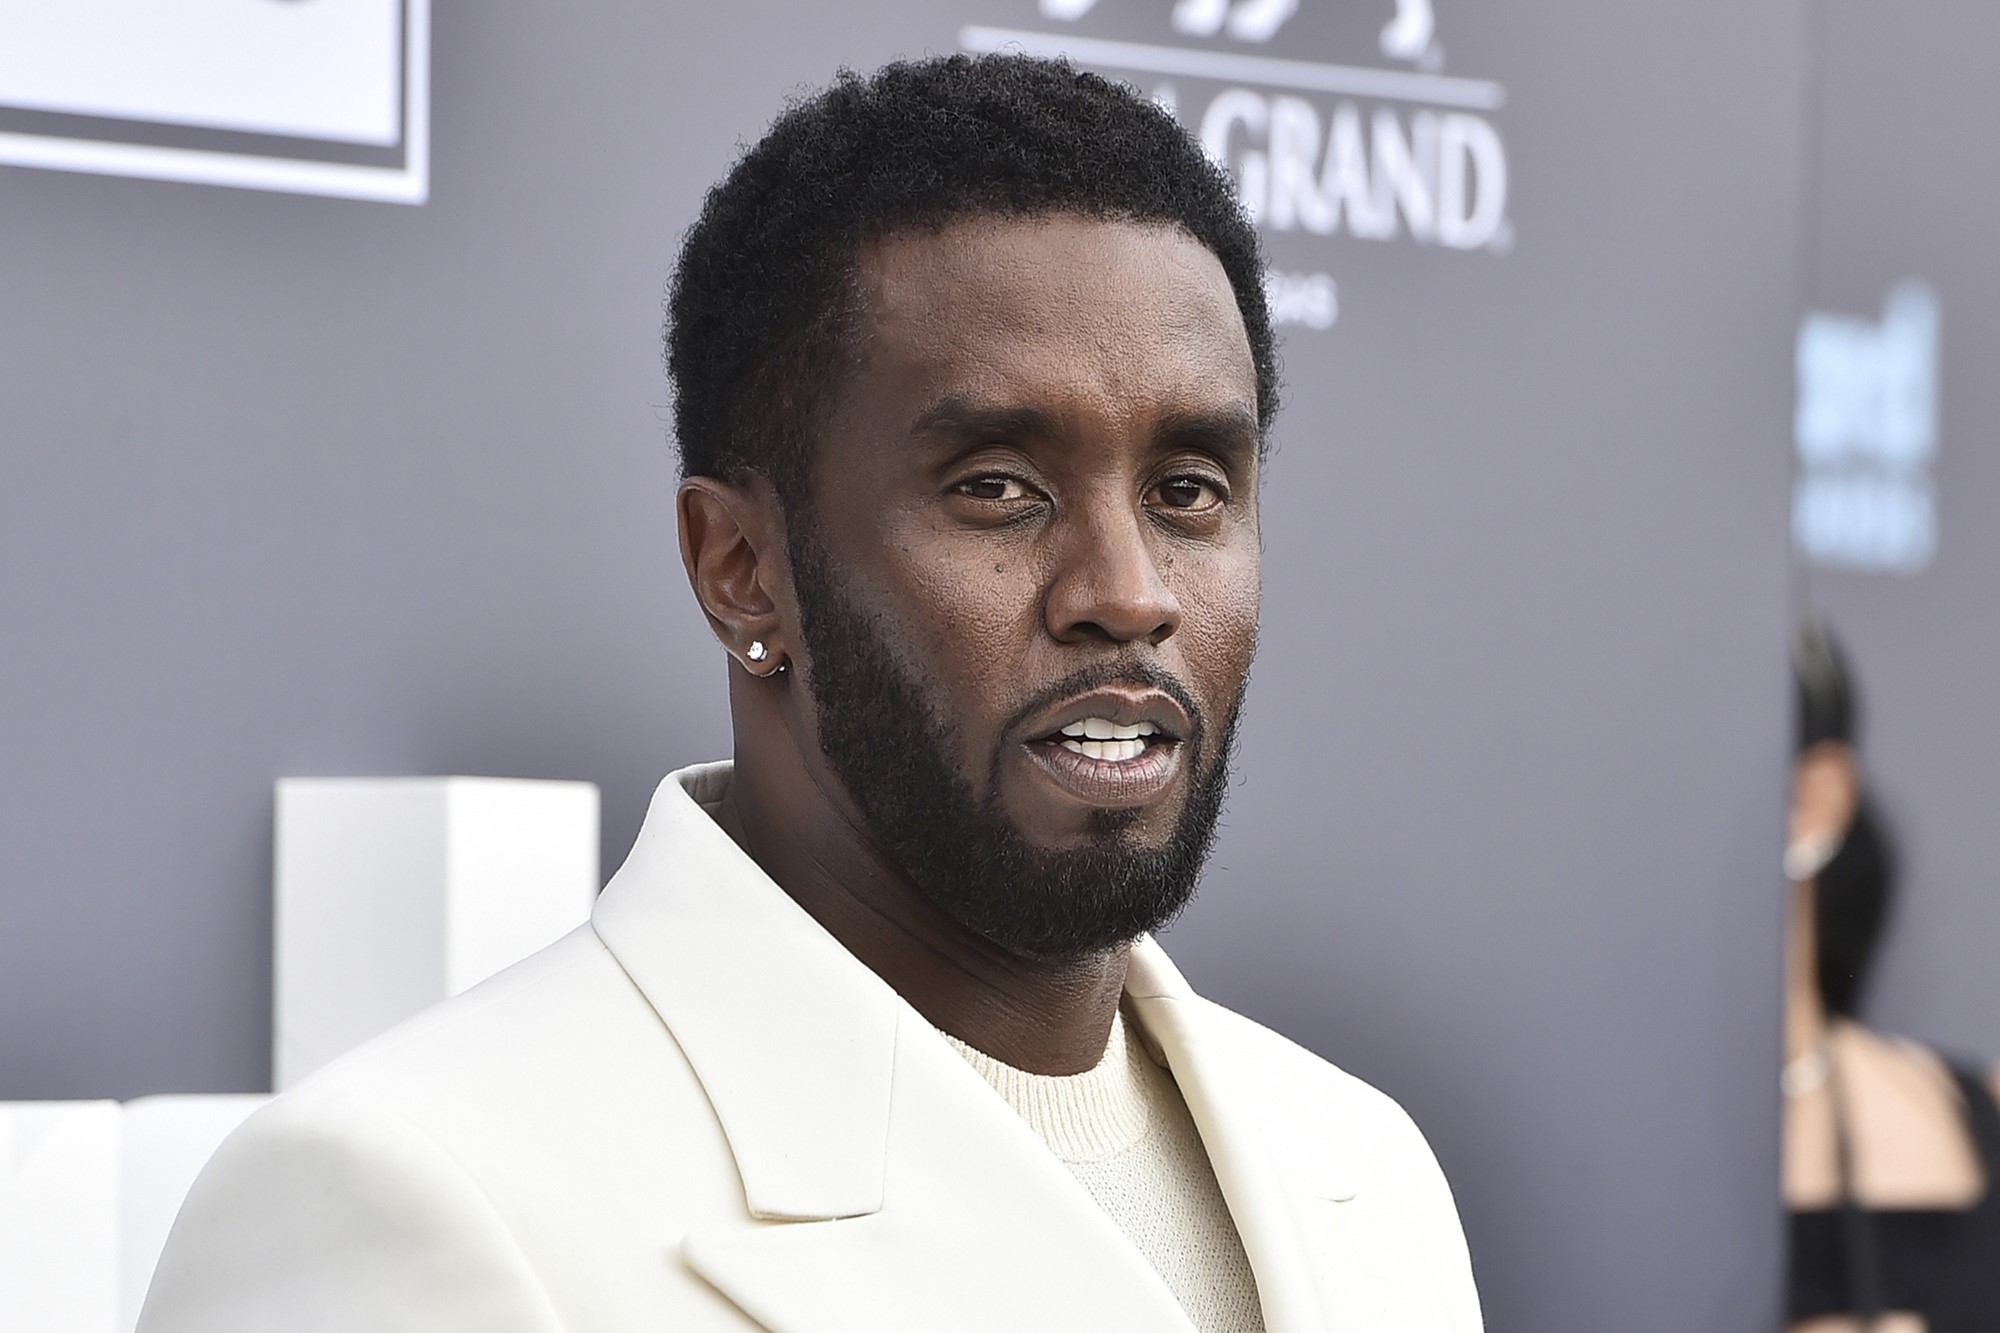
[1012,683,1194,808]
[1049,717,1167,763]
[1021,701,1188,808]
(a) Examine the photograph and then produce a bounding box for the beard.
[786,526,1241,963]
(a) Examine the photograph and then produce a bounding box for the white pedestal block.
[274,777,599,1090]
[117,1095,267,1329]
[0,1100,119,1333]
[1,1095,272,1333]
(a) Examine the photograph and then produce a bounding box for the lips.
[1027,688,1191,747]
[1017,687,1193,808]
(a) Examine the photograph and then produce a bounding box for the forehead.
[850,215,1257,423]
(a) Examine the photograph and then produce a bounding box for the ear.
[677,474,791,677]
[1786,741,1860,881]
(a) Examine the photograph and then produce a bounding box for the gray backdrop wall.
[1801,0,2000,1068]
[1,3,1804,1329]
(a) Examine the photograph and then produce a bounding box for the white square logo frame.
[0,0,430,204]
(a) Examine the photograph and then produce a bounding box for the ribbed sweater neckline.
[942,1010,1156,1163]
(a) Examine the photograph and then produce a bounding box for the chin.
[1012,799,1176,853]
[996,762,1191,845]
[1081,804,1148,837]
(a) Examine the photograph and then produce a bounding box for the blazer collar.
[593,763,1336,1332]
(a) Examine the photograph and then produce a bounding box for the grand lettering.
[1197,91,1508,250]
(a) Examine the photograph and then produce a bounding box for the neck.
[1785,879,1829,1062]
[715,696,1128,1076]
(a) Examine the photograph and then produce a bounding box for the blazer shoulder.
[146,927,751,1330]
[138,1086,566,1333]
[1192,997,1427,1135]
[297,924,702,1125]
[278,920,733,1202]
[1187,997,1484,1329]
[303,925,628,1087]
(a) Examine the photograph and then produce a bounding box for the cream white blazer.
[139,763,1482,1332]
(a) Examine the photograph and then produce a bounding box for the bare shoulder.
[1787,1022,1985,1208]
[1842,1024,1967,1123]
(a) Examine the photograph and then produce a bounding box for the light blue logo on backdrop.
[1793,282,1940,573]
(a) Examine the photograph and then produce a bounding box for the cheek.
[911,567,1037,668]
[1179,554,1261,685]
[865,519,1046,706]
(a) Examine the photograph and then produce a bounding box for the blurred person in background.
[1785,621,2000,1332]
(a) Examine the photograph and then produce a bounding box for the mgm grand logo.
[964,1,1512,261]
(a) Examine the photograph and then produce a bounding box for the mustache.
[1001,659,1207,748]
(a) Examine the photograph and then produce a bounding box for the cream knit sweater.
[944,1009,1266,1333]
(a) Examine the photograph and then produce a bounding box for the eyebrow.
[908,396,1063,446]
[1154,405,1262,464]
[908,395,1262,461]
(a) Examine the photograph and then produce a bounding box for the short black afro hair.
[666,53,1277,503]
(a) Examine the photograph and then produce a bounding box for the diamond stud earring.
[746,641,769,663]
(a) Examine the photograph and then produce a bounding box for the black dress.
[1788,1064,2000,1330]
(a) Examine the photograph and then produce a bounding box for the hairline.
[688,204,1272,505]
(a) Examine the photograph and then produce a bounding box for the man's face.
[786,214,1262,960]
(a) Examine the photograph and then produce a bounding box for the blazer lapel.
[682,1014,1197,1333]
[592,762,894,1223]
[593,765,1194,1333]
[1125,940,1339,1333]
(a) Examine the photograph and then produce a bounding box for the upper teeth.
[1060,718,1158,740]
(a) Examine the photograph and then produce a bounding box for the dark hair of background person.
[1815,801,1895,1019]
[1796,620,1896,1019]
[664,53,1279,512]
[1796,619,1855,752]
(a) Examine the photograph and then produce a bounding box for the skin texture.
[677,215,1261,1073]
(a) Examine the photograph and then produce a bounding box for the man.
[141,55,1480,1332]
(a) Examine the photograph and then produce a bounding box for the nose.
[1045,504,1182,647]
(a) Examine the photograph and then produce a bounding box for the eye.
[1153,476,1223,510]
[957,475,1033,502]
